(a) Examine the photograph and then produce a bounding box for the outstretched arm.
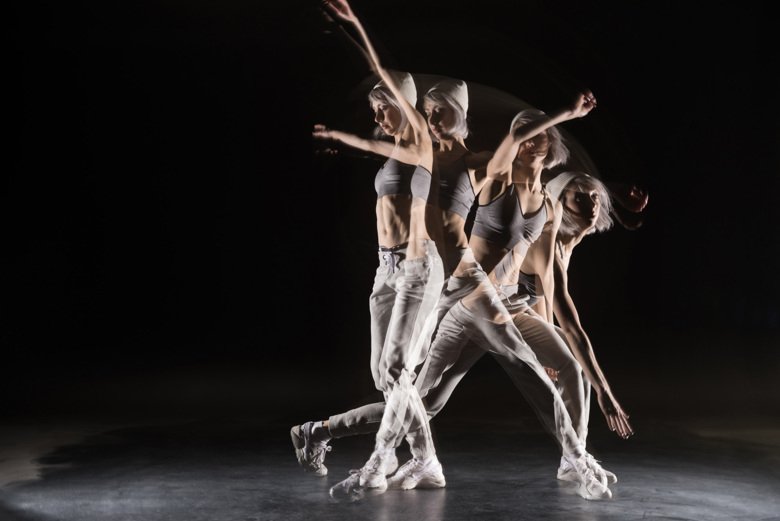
[323,0,428,137]
[487,92,597,178]
[313,123,397,158]
[552,252,634,439]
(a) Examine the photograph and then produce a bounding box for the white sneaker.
[558,453,617,486]
[329,471,369,502]
[387,456,446,490]
[585,453,617,484]
[290,421,331,476]
[384,450,399,476]
[559,454,612,500]
[357,448,394,490]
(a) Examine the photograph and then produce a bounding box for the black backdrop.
[7,1,779,423]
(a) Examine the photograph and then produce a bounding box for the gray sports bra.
[375,158,431,201]
[435,155,474,219]
[471,184,547,251]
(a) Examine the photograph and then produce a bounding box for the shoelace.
[409,459,431,481]
[310,443,332,467]
[362,451,388,474]
[585,454,610,482]
[396,458,421,479]
[573,459,598,484]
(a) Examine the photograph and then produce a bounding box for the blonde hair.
[509,109,569,169]
[547,171,613,236]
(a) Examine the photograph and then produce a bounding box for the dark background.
[6,1,779,426]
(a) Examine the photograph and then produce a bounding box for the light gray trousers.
[331,262,588,458]
[366,239,444,458]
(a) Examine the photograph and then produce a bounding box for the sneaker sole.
[402,474,446,490]
[577,482,612,501]
[330,475,387,502]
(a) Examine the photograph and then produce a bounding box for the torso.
[470,182,548,282]
[375,158,433,259]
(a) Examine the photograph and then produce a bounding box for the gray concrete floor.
[0,412,778,521]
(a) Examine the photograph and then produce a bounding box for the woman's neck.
[557,226,590,254]
[511,163,543,191]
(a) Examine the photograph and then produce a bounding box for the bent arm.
[488,93,597,175]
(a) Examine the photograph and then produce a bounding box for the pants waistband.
[378,242,409,253]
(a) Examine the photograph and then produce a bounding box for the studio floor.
[1,410,778,521]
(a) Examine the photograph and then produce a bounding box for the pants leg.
[369,259,403,391]
[328,402,386,438]
[453,292,585,459]
[415,308,486,418]
[375,241,443,459]
[513,312,589,443]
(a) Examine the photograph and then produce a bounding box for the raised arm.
[487,92,597,177]
[551,251,634,439]
[323,0,428,137]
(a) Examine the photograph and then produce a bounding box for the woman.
[290,76,492,487]
[297,87,613,500]
[403,95,615,500]
[303,0,444,499]
[485,171,635,488]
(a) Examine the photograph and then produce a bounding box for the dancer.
[403,98,614,501]
[297,83,614,500]
[476,171,635,488]
[296,0,444,500]
[291,76,490,485]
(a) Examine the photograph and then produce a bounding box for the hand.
[321,0,358,23]
[312,124,333,139]
[611,183,649,213]
[570,91,597,118]
[544,366,559,383]
[597,391,634,439]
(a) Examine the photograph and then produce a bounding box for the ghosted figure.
[295,82,617,499]
[293,0,443,501]
[409,94,614,500]
[291,74,492,496]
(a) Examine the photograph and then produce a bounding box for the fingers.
[321,0,350,19]
[613,413,634,439]
[580,91,597,109]
[312,124,331,140]
[604,408,634,439]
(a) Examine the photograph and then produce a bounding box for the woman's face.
[516,131,550,164]
[371,100,403,136]
[423,100,457,140]
[563,186,601,231]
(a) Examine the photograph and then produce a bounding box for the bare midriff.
[376,195,432,260]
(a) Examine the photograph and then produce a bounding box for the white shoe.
[387,456,446,490]
[384,450,399,476]
[357,448,394,490]
[559,454,612,500]
[558,453,617,486]
[329,471,382,502]
[585,453,617,484]
[290,421,331,476]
